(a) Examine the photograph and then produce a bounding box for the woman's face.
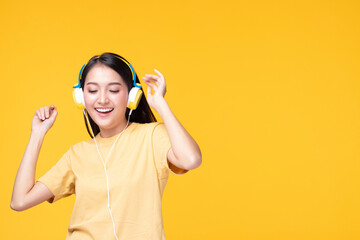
[83,63,129,134]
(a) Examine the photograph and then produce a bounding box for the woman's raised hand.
[31,105,58,136]
[142,69,167,112]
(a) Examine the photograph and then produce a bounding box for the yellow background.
[2,0,360,239]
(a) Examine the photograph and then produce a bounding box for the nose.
[97,90,110,105]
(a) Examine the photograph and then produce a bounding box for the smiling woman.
[11,52,202,240]
[79,53,157,138]
[83,63,132,137]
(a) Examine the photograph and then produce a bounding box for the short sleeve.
[36,149,75,204]
[151,122,188,178]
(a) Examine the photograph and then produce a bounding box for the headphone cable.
[82,109,133,240]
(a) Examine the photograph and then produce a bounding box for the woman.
[11,52,202,240]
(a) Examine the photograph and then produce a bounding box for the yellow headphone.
[72,55,143,111]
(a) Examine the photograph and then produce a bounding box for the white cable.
[83,109,133,240]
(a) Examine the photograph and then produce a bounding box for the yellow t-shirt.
[36,122,188,240]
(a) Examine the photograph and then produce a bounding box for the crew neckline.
[94,122,138,144]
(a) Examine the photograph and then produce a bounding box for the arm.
[10,105,58,211]
[142,69,202,171]
[157,99,202,170]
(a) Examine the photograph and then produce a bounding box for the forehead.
[85,64,125,85]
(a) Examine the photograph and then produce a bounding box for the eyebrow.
[86,82,122,86]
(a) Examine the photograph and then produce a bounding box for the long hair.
[79,52,157,138]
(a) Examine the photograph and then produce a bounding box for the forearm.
[157,99,202,168]
[11,132,45,206]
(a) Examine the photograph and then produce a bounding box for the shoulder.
[133,121,164,133]
[126,122,166,141]
[67,138,94,154]
[136,121,162,128]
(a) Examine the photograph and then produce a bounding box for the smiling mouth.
[95,108,114,113]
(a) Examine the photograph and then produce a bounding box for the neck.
[99,120,131,138]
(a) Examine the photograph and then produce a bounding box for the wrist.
[156,99,169,116]
[30,130,46,141]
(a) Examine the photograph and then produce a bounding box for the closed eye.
[87,90,119,93]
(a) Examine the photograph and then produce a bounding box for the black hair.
[79,52,157,138]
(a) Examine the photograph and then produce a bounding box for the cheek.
[83,93,95,104]
[115,91,129,103]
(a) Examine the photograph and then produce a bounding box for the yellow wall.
[3,0,360,239]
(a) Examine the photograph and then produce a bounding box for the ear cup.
[127,87,143,110]
[72,87,86,109]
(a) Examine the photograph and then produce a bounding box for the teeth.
[96,108,113,113]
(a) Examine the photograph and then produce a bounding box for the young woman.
[11,52,202,240]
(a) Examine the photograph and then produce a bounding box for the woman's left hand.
[142,69,167,112]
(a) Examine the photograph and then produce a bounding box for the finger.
[143,74,161,83]
[145,69,165,85]
[40,107,45,120]
[143,78,158,90]
[153,69,165,84]
[153,68,164,80]
[50,106,58,119]
[45,106,50,118]
[49,104,55,115]
[147,85,152,96]
[143,80,159,91]
[143,77,161,88]
[35,110,41,120]
[143,76,160,85]
[145,82,158,94]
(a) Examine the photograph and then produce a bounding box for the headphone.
[72,55,143,111]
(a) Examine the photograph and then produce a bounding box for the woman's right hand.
[31,105,58,136]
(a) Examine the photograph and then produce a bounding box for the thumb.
[50,106,58,119]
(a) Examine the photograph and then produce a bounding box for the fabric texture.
[36,122,187,240]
